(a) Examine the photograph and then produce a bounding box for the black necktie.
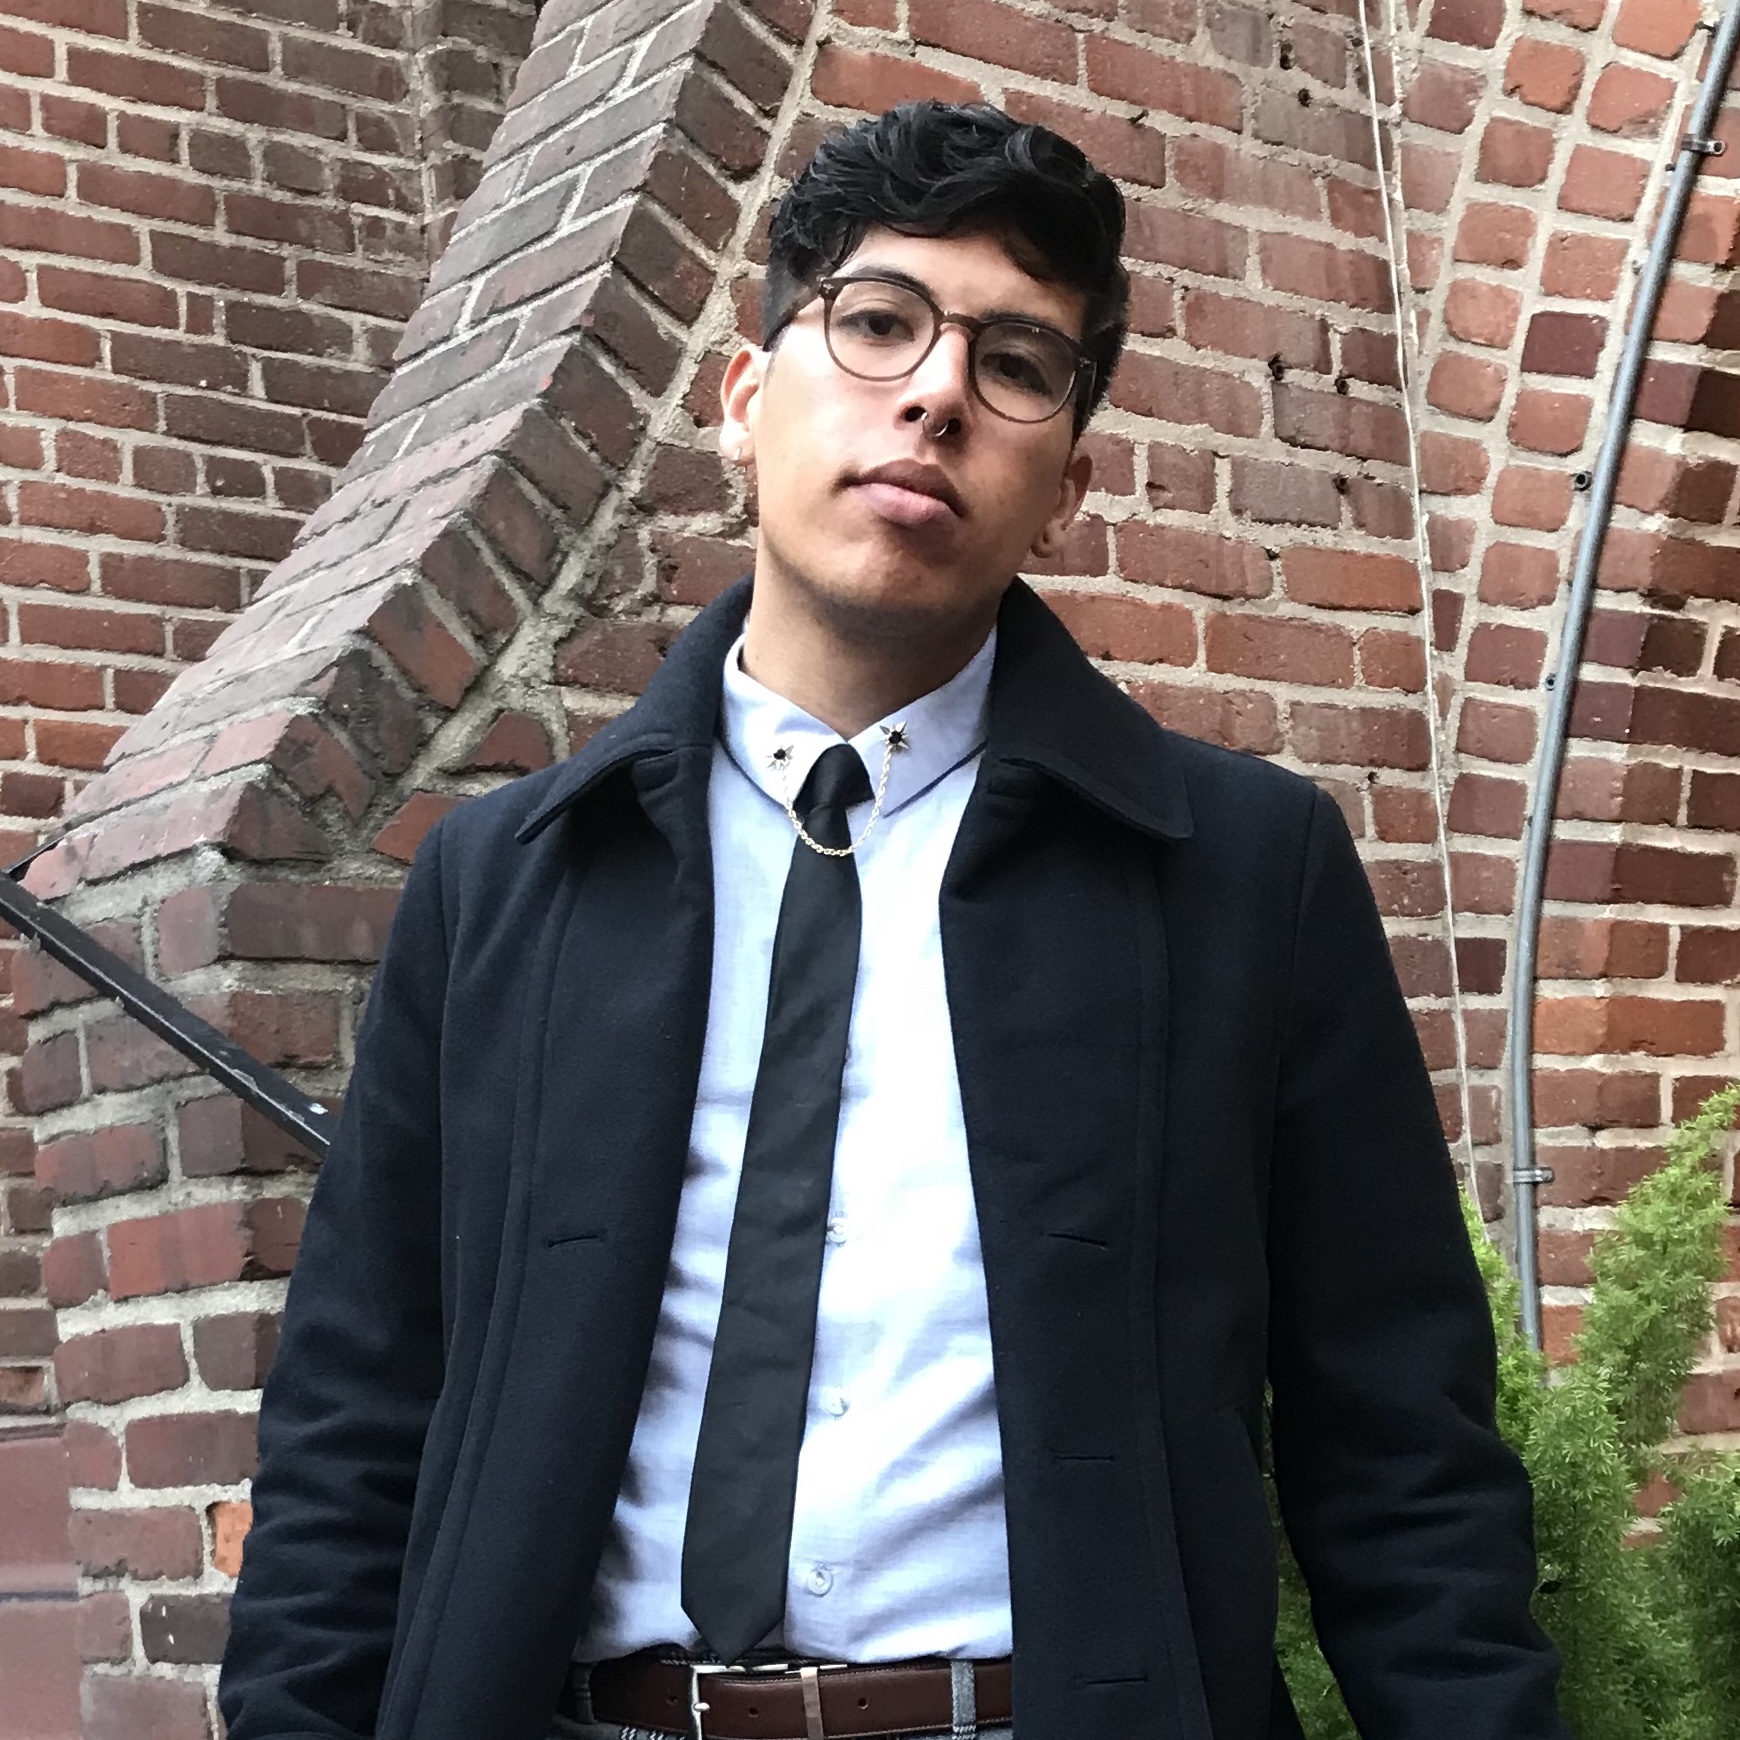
[682,742,873,1664]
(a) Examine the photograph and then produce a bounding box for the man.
[220,103,1570,1740]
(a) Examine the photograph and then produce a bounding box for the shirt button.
[804,1564,833,1596]
[820,1388,849,1417]
[826,1218,847,1246]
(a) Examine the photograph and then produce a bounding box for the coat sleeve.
[219,821,452,1740]
[1266,788,1571,1740]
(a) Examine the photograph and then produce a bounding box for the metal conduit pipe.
[1508,0,1740,1351]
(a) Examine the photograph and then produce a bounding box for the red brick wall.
[4,0,1739,1729]
[1401,0,1740,1383]
[0,0,537,1420]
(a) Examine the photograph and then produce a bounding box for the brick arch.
[1396,0,1740,1372]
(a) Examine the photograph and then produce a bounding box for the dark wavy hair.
[763,102,1129,434]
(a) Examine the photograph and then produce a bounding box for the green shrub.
[1275,1084,1740,1740]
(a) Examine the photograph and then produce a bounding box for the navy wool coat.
[220,579,1570,1740]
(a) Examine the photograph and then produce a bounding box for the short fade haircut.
[763,102,1129,435]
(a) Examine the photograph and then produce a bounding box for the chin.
[812,560,996,647]
[760,518,1007,644]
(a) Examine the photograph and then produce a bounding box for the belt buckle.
[684,1661,727,1740]
[684,1659,847,1740]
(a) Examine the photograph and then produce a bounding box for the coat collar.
[517,577,1193,844]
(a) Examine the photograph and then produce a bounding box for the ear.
[1029,444,1093,560]
[718,341,768,464]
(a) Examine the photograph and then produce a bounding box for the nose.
[892,322,973,438]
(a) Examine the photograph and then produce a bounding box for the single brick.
[1291,703,1431,771]
[35,1124,164,1203]
[55,1323,188,1404]
[1402,58,1483,133]
[1560,146,1649,220]
[1458,699,1538,764]
[1205,615,1355,688]
[140,1592,232,1664]
[70,1507,201,1580]
[1678,929,1740,985]
[1477,117,1555,188]
[810,45,979,112]
[1480,542,1561,606]
[1587,64,1675,138]
[1427,352,1506,421]
[1229,458,1341,528]
[1541,231,1627,300]
[1359,629,1426,692]
[1613,0,1701,57]
[1111,351,1262,435]
[1418,432,1489,495]
[1259,234,1393,313]
[1117,523,1272,600]
[43,1233,104,1308]
[76,1591,132,1664]
[1127,680,1281,755]
[1445,280,1521,348]
[193,1311,282,1391]
[1281,548,1421,613]
[1429,0,1504,46]
[1452,203,1535,268]
[1144,444,1216,514]
[1449,772,1527,840]
[1493,466,1573,531]
[1510,389,1592,456]
[209,1499,252,1578]
[1084,37,1242,130]
[1042,588,1194,667]
[1502,37,1584,112]
[373,792,463,864]
[125,1410,258,1489]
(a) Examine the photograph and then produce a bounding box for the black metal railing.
[0,862,333,1161]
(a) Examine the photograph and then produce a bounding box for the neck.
[740,578,998,740]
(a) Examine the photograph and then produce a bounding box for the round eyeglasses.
[792,274,1093,425]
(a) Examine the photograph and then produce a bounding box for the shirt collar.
[720,626,997,820]
[517,576,1192,847]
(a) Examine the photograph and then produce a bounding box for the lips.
[848,460,964,528]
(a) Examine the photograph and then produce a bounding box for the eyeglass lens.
[824,279,1080,423]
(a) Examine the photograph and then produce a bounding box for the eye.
[835,297,918,345]
[845,308,910,341]
[829,281,931,351]
[979,329,1067,397]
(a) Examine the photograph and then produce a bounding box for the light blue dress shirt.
[578,627,1013,1663]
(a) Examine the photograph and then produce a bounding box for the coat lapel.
[941,583,1208,1740]
[406,589,754,1740]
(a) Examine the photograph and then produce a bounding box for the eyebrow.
[831,265,1081,342]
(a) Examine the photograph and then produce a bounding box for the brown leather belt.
[578,1654,1013,1738]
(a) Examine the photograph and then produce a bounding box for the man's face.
[720,226,1094,649]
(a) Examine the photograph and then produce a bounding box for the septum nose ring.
[917,410,957,439]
